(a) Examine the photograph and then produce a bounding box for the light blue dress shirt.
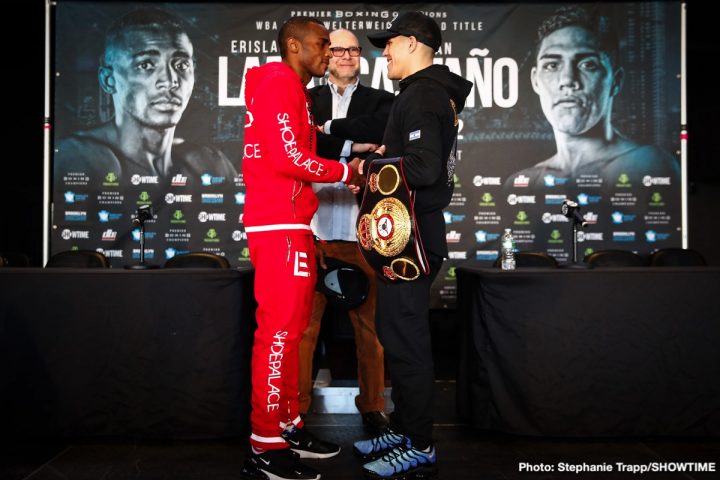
[311,80,361,241]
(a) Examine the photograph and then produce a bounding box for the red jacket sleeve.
[254,75,350,185]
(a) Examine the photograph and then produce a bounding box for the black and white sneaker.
[282,425,341,459]
[240,447,320,480]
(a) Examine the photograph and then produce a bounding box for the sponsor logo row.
[58,227,249,244]
[64,191,246,205]
[464,174,672,188]
[63,210,244,224]
[61,173,245,188]
[467,191,670,207]
[445,210,672,226]
[446,229,672,244]
[87,246,251,262]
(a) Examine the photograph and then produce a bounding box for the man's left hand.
[351,142,379,153]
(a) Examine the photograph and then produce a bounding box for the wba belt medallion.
[356,157,429,282]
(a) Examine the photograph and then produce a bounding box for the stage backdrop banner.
[51,2,682,307]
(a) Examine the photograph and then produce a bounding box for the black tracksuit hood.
[399,64,472,114]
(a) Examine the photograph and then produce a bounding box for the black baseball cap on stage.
[367,11,442,51]
[316,257,369,310]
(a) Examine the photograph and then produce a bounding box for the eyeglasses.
[329,46,362,57]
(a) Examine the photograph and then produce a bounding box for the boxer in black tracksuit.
[353,11,473,480]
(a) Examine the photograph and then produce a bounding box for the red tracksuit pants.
[247,231,315,450]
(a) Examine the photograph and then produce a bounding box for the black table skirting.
[456,266,720,436]
[0,268,255,438]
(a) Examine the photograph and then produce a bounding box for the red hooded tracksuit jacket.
[242,61,352,450]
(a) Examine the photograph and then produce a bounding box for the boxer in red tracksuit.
[241,19,357,472]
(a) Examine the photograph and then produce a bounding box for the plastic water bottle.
[501,228,516,270]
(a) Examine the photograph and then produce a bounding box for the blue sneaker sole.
[363,464,439,480]
[353,445,398,461]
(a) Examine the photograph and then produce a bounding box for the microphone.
[134,205,153,226]
[561,200,588,228]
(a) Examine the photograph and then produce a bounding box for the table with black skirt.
[0,267,256,438]
[456,266,720,436]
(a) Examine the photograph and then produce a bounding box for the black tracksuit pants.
[375,254,443,450]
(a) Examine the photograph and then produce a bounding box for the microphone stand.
[572,218,578,265]
[561,199,589,269]
[565,217,589,269]
[125,208,159,270]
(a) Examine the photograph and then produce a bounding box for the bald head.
[331,29,358,46]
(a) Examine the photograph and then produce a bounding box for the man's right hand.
[358,145,385,175]
[347,157,366,194]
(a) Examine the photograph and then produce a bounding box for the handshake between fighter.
[346,144,386,194]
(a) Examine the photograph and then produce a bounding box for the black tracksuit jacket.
[380,64,473,258]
